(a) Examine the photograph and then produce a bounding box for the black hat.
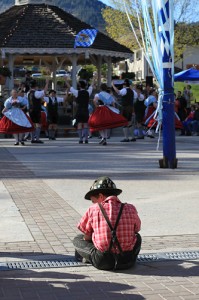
[123,78,130,86]
[49,89,56,94]
[29,80,37,88]
[84,176,122,200]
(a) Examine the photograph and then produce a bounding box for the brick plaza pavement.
[0,136,199,299]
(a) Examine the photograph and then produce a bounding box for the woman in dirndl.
[89,83,128,145]
[144,89,183,137]
[144,89,158,138]
[0,89,34,145]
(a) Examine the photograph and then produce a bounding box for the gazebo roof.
[0,3,133,59]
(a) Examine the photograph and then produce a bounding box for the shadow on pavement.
[0,252,75,260]
[0,269,145,300]
[121,259,199,277]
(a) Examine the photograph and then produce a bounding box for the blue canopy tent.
[174,68,199,82]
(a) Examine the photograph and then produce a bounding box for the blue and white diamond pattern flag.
[74,29,98,48]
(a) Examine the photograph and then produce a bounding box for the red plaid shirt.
[78,196,141,253]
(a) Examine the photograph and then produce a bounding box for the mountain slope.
[0,0,107,31]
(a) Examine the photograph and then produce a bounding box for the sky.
[99,0,113,6]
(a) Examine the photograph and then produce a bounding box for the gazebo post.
[52,58,57,90]
[107,56,112,87]
[97,55,102,89]
[8,54,14,93]
[71,54,77,89]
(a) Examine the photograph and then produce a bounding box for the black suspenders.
[98,203,124,255]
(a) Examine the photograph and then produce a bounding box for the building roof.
[0,4,132,59]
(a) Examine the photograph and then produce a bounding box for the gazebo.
[0,0,133,91]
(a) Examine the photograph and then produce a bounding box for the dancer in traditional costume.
[0,89,34,145]
[112,79,137,142]
[28,79,49,143]
[89,83,128,145]
[143,89,158,138]
[65,79,94,144]
[43,89,67,140]
[134,85,145,139]
[144,89,183,136]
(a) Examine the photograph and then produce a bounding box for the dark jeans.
[73,233,142,271]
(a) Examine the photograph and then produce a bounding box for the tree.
[102,0,199,62]
[174,22,199,62]
[102,3,142,51]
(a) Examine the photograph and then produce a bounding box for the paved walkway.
[0,134,199,299]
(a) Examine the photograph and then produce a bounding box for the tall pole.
[158,0,177,169]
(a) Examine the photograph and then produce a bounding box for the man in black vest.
[112,79,137,142]
[43,89,67,140]
[28,79,49,143]
[66,79,94,144]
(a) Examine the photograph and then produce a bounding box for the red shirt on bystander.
[78,196,141,253]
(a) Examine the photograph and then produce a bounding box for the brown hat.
[84,176,122,200]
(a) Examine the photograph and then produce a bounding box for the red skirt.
[144,107,183,129]
[88,106,128,132]
[41,111,48,131]
[0,115,34,134]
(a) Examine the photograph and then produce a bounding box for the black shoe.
[136,136,144,139]
[35,140,44,144]
[102,140,107,145]
[85,140,88,144]
[51,137,56,140]
[99,139,105,144]
[120,138,129,142]
[75,250,84,262]
[14,142,19,146]
[147,135,155,138]
[79,140,83,144]
[130,138,136,142]
[20,141,25,145]
[75,250,90,264]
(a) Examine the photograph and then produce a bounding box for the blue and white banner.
[74,29,98,48]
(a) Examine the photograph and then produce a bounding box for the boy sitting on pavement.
[73,176,142,270]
